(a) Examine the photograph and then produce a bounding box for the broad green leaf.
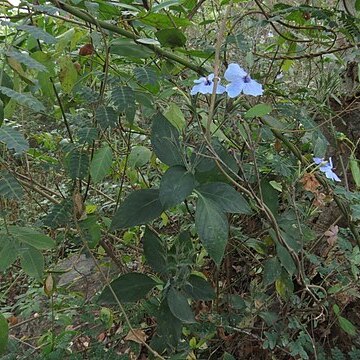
[350,155,360,188]
[58,56,78,94]
[152,0,182,11]
[6,50,47,72]
[128,146,152,168]
[111,86,135,111]
[167,287,196,323]
[276,244,296,276]
[143,227,167,275]
[43,199,73,229]
[260,179,279,215]
[0,87,45,112]
[184,274,215,300]
[110,39,153,58]
[139,13,191,28]
[0,237,18,271]
[275,270,294,299]
[0,126,29,153]
[195,194,228,265]
[98,273,157,304]
[78,127,99,143]
[66,150,89,180]
[356,0,360,11]
[7,226,55,249]
[0,171,23,200]
[134,67,158,86]
[197,182,252,214]
[111,189,163,230]
[17,24,56,44]
[20,246,44,281]
[96,106,119,129]
[90,145,113,183]
[159,166,195,209]
[156,28,187,48]
[263,257,282,286]
[244,104,272,119]
[338,316,357,336]
[350,204,360,221]
[0,313,8,355]
[79,215,101,248]
[151,112,183,166]
[164,103,186,131]
[152,300,182,350]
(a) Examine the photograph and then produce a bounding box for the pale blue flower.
[313,157,341,182]
[224,63,263,98]
[190,74,226,95]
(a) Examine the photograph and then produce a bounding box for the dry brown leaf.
[124,329,147,344]
[313,192,326,207]
[324,225,339,246]
[300,173,321,193]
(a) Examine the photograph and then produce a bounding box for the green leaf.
[111,189,163,230]
[0,126,29,153]
[350,155,360,188]
[0,313,8,355]
[143,227,167,275]
[7,226,55,250]
[164,103,186,131]
[156,28,187,48]
[110,39,153,58]
[260,179,279,215]
[6,50,48,72]
[197,182,252,214]
[58,56,78,94]
[17,24,56,44]
[159,166,195,209]
[79,215,101,248]
[78,127,99,144]
[0,236,18,271]
[275,270,294,300]
[96,106,119,129]
[167,287,196,323]
[128,146,152,168]
[350,204,360,221]
[90,145,113,183]
[139,13,191,29]
[134,67,158,86]
[66,150,89,180]
[152,300,182,351]
[98,273,157,304]
[184,274,215,300]
[111,86,135,111]
[276,244,296,276]
[43,199,73,229]
[356,0,360,11]
[0,171,23,200]
[338,316,357,336]
[0,87,45,112]
[263,257,282,286]
[151,112,183,166]
[244,104,272,119]
[20,246,44,281]
[195,194,228,265]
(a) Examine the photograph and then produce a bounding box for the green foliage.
[98,273,157,304]
[0,313,8,355]
[2,0,360,358]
